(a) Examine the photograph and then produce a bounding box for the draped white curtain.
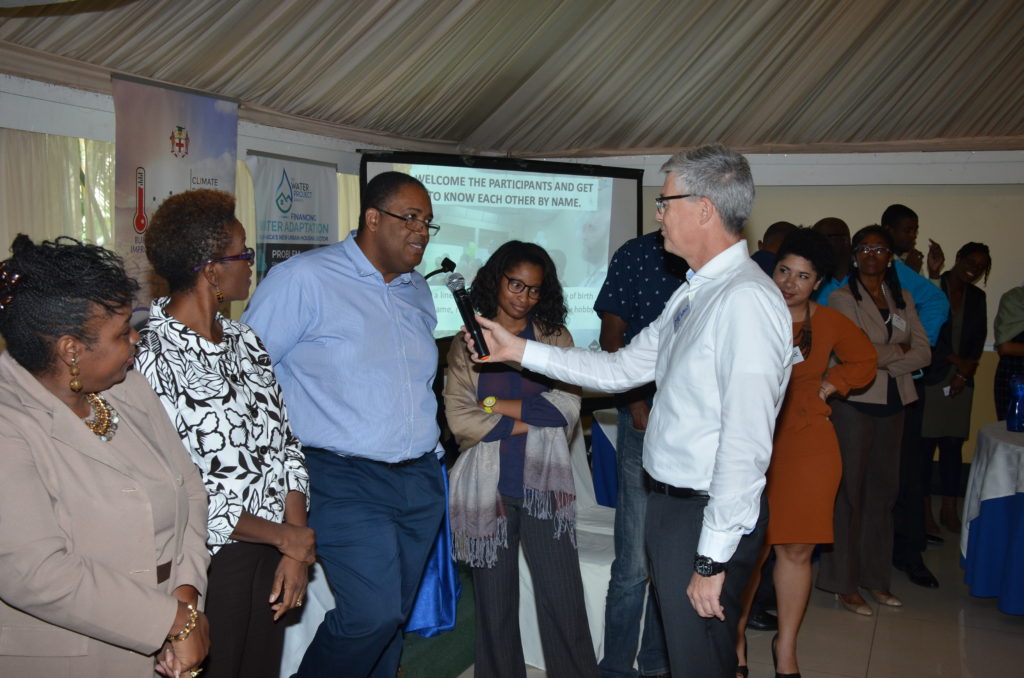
[0,128,114,252]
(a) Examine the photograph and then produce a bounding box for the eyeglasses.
[853,245,892,256]
[192,247,255,271]
[503,274,542,299]
[376,207,441,236]
[654,194,693,213]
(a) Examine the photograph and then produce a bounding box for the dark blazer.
[921,274,987,387]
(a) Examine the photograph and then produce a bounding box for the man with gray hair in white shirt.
[464,145,792,678]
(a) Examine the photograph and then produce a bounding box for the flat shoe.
[835,593,872,616]
[869,589,903,607]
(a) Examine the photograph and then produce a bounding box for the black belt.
[646,475,710,499]
[156,561,172,584]
[306,447,427,468]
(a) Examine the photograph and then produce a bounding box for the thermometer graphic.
[133,167,148,234]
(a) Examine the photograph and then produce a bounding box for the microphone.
[423,257,456,281]
[445,273,490,360]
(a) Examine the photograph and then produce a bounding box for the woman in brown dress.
[736,229,876,677]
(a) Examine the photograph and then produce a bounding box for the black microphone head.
[445,272,467,292]
[441,257,456,273]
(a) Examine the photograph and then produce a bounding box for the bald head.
[758,221,797,253]
[812,217,850,277]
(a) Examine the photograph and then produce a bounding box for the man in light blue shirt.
[243,172,445,678]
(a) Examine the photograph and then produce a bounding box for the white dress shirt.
[522,241,792,562]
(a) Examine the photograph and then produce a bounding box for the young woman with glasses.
[444,240,598,678]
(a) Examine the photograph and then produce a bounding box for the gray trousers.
[645,491,768,678]
[471,495,598,678]
[817,399,904,593]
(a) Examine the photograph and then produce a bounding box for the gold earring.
[215,287,225,303]
[69,354,82,393]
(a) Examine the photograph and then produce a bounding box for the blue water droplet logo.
[275,170,294,214]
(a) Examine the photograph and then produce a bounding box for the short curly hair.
[469,241,567,337]
[955,242,992,285]
[775,227,835,282]
[359,172,428,231]
[0,234,139,374]
[145,189,236,293]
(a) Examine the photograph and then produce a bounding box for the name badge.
[891,313,907,333]
[791,345,805,364]
[673,301,691,330]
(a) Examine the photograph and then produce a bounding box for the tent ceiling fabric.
[2,0,1023,157]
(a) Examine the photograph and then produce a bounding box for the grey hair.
[660,145,754,236]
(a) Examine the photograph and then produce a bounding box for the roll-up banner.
[247,152,338,281]
[112,76,238,323]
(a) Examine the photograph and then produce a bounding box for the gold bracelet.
[167,603,198,643]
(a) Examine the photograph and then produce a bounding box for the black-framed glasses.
[654,194,693,213]
[192,247,255,272]
[503,274,542,299]
[853,245,892,256]
[376,207,441,236]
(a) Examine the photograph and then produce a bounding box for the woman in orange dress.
[736,228,876,678]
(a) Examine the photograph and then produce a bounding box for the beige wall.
[643,182,1023,460]
[747,184,1024,458]
[643,183,1024,326]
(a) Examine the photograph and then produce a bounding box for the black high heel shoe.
[736,631,748,678]
[771,633,801,678]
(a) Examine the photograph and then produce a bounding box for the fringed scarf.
[449,388,579,568]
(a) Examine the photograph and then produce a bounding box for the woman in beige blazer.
[0,235,210,677]
[816,226,931,616]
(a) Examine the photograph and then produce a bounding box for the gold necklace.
[84,393,120,441]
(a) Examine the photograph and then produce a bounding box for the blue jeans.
[598,408,668,678]
[296,450,445,678]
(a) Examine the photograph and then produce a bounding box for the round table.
[960,421,1024,614]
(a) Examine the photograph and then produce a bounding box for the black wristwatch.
[693,554,726,577]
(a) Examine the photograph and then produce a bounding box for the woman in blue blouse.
[445,241,598,678]
[136,189,313,678]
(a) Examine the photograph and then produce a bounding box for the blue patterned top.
[594,231,687,344]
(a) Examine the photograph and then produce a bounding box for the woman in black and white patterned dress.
[136,189,314,678]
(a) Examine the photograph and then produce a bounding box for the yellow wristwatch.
[482,396,497,414]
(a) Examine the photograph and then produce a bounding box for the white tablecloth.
[960,422,1024,558]
[960,421,1024,614]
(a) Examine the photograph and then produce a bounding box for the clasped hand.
[156,602,210,677]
